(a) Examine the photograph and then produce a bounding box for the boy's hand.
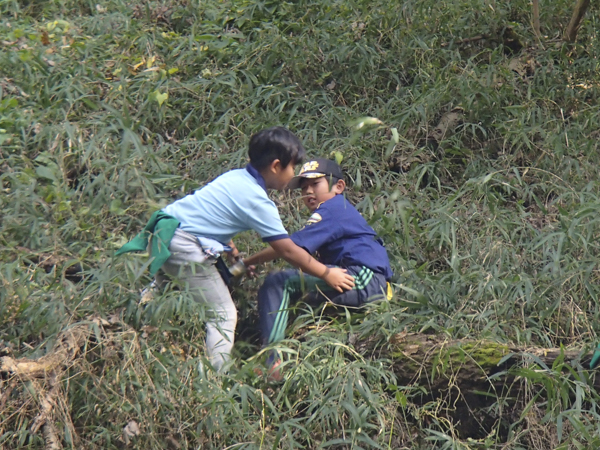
[245,265,257,278]
[226,251,239,266]
[322,267,355,292]
[226,240,239,265]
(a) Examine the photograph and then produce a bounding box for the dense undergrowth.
[1,0,600,448]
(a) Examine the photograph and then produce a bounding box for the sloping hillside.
[1,0,599,448]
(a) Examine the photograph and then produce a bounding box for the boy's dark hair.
[248,127,306,170]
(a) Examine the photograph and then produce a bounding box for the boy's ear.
[332,178,346,194]
[268,159,282,173]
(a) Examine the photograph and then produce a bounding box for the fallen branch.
[441,35,489,48]
[0,326,88,380]
[1,324,90,450]
[30,373,61,450]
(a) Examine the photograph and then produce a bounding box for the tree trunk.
[563,0,591,43]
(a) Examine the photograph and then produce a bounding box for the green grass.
[1,0,600,448]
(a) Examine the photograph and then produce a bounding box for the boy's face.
[275,161,296,190]
[299,176,344,211]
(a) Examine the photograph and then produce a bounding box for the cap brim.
[286,173,325,190]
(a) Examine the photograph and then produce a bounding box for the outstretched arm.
[244,238,354,292]
[243,246,279,267]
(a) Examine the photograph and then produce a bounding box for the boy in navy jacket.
[244,158,393,373]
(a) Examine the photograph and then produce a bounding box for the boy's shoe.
[267,359,283,383]
[254,359,283,383]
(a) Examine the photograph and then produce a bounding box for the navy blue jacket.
[291,194,393,280]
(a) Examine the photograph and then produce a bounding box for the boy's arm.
[246,238,354,292]
[243,246,278,266]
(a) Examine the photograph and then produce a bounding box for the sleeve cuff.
[262,233,289,243]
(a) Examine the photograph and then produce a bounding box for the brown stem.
[532,0,541,39]
[563,0,591,43]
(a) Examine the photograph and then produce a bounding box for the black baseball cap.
[287,158,343,190]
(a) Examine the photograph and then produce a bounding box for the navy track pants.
[257,265,389,346]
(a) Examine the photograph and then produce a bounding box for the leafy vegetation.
[1,0,600,448]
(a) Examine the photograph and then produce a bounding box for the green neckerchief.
[115,210,180,275]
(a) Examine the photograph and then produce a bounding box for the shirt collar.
[246,163,267,193]
[316,193,343,210]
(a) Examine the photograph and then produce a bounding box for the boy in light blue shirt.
[162,164,289,245]
[117,127,355,372]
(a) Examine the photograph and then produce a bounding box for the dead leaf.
[107,313,121,325]
[508,58,526,77]
[91,316,110,327]
[166,435,182,449]
[403,344,420,356]
[141,325,158,334]
[123,420,140,445]
[389,331,408,345]
[429,109,464,142]
[41,30,50,45]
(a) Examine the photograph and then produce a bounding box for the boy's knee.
[267,270,287,282]
[215,303,237,324]
[229,307,238,323]
[262,270,292,288]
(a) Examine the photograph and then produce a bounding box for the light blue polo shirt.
[162,165,289,244]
